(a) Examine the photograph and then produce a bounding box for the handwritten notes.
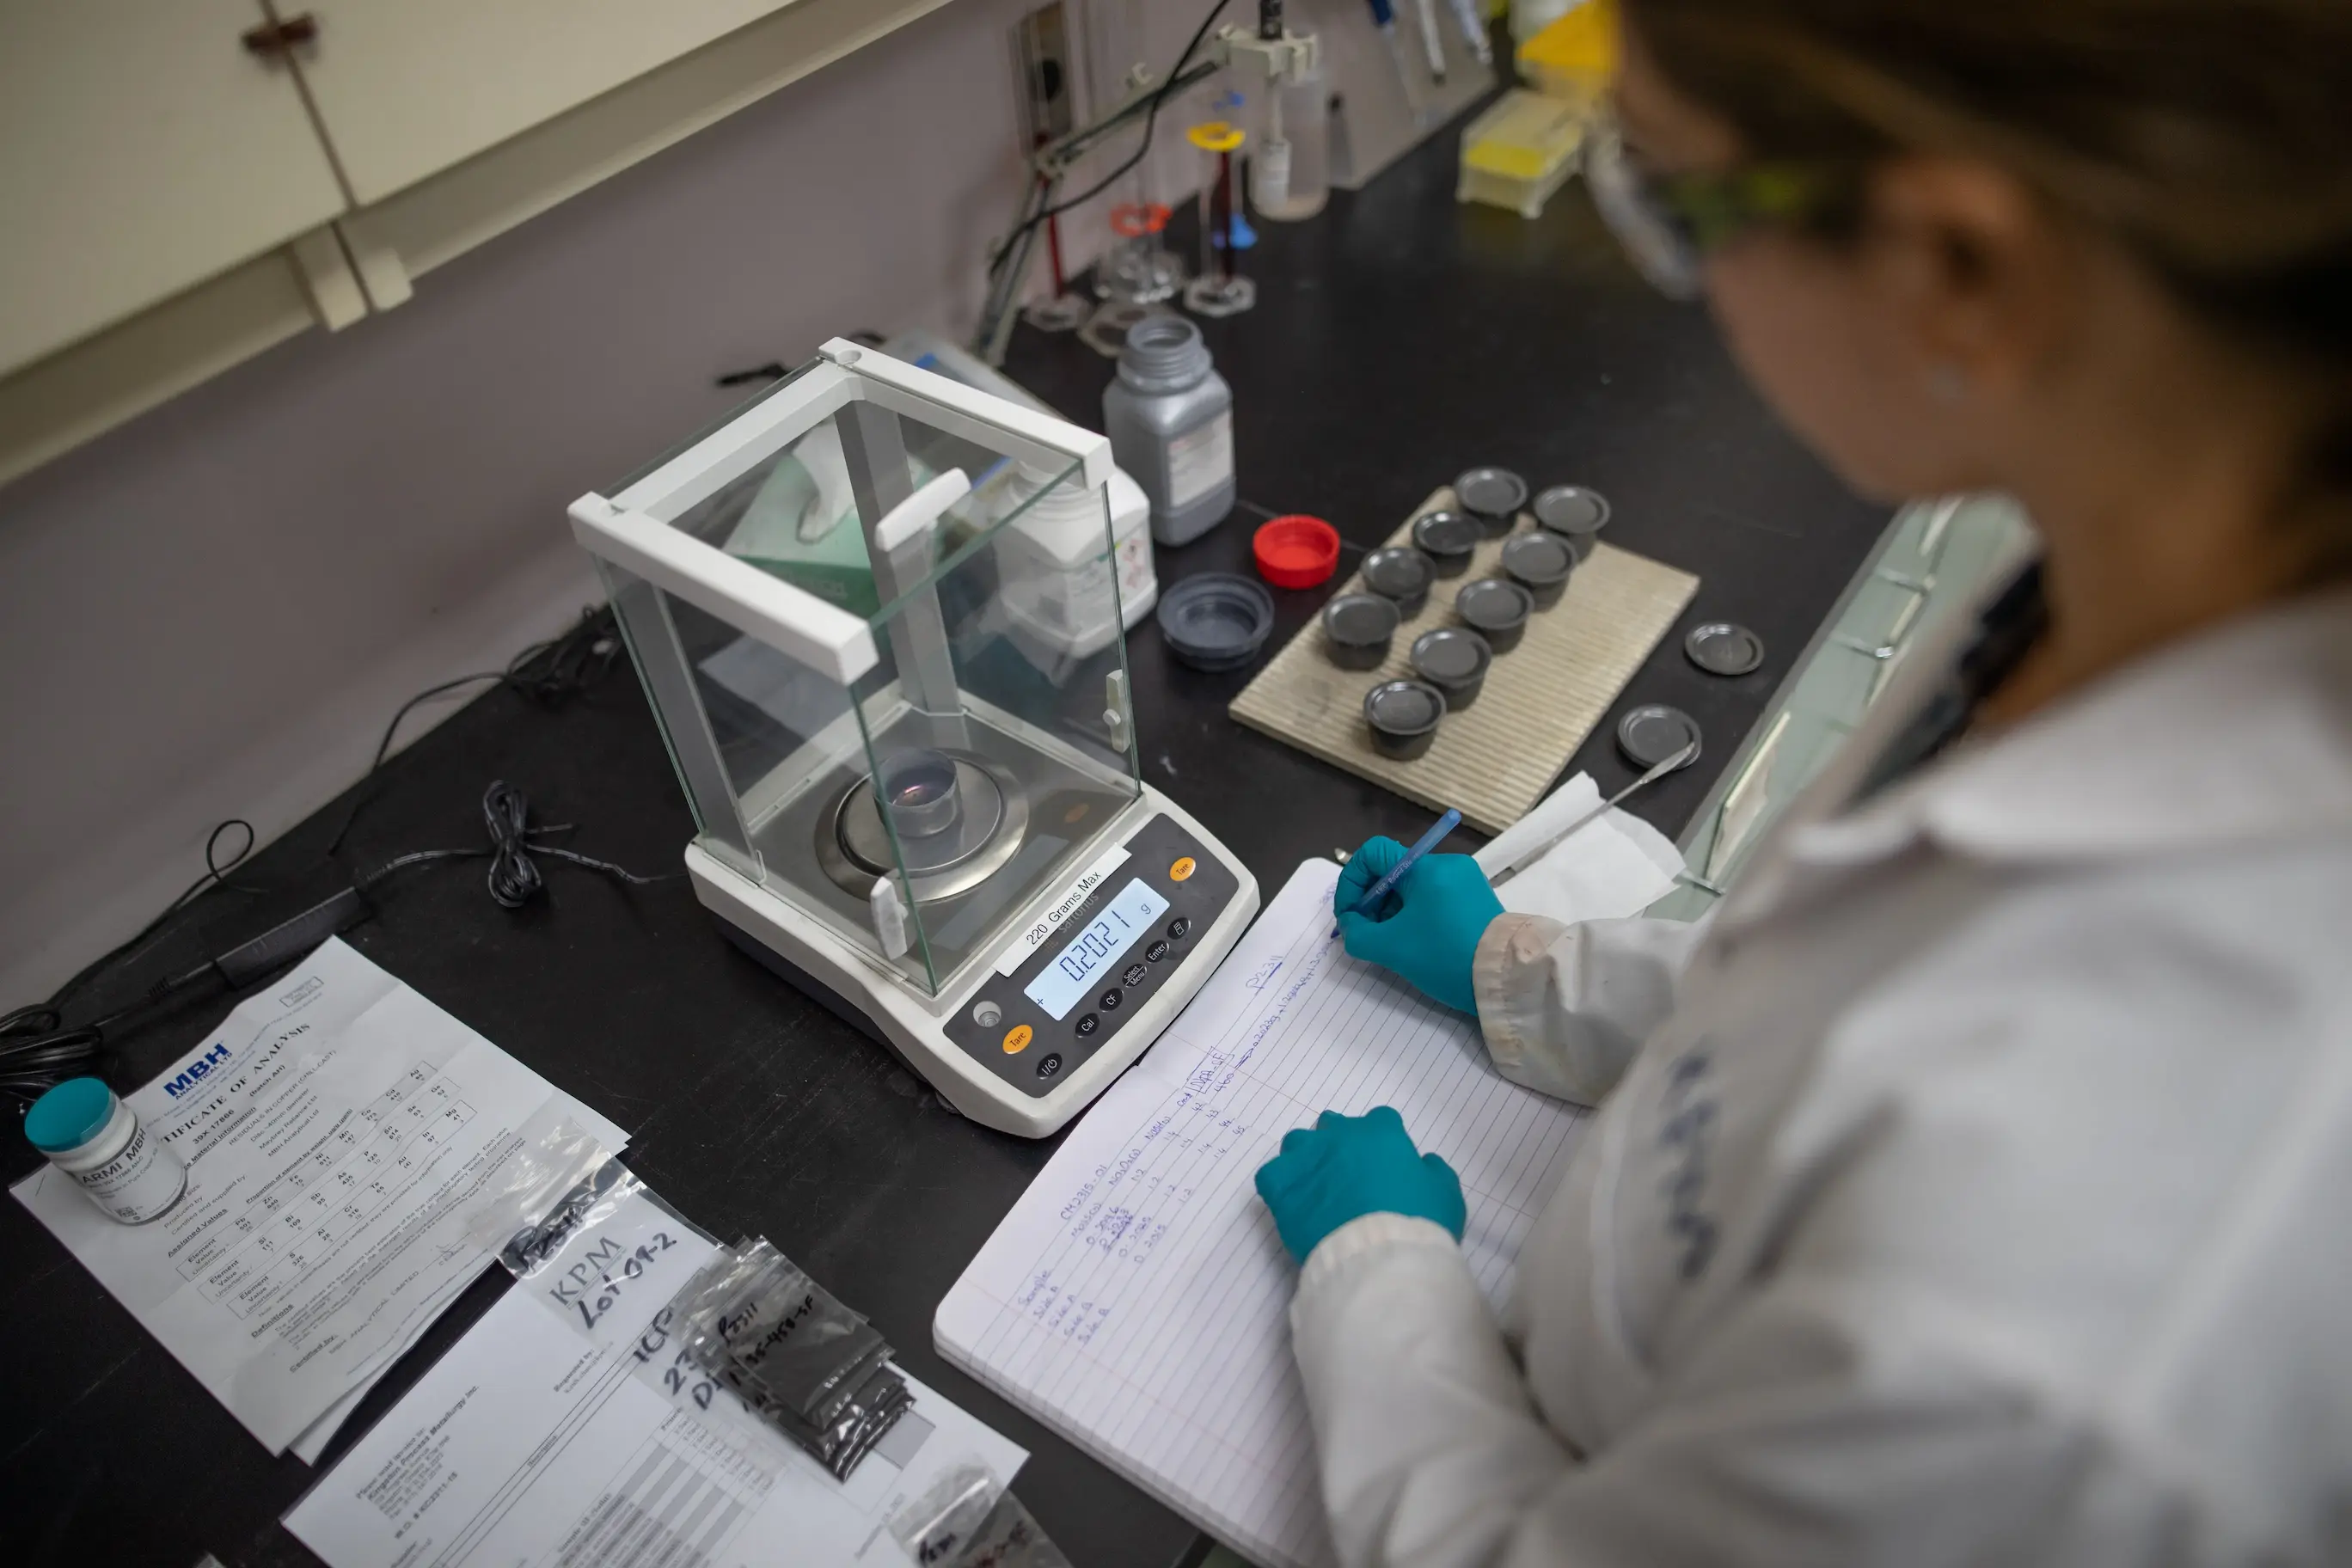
[936,861,1589,1568]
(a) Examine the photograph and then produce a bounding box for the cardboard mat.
[1229,487,1700,835]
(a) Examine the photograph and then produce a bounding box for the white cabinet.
[285,0,804,204]
[0,0,351,376]
[0,0,957,487]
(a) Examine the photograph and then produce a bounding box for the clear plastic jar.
[1253,67,1332,222]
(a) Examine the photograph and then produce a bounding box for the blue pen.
[1332,808,1462,938]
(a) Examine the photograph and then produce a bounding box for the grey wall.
[0,0,1209,1005]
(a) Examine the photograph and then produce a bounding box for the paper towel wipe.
[1471,774,1685,922]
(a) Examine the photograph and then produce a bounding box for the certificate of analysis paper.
[935,861,1591,1568]
[12,939,628,1455]
[286,1179,1026,1568]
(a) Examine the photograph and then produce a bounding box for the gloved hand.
[1335,836,1504,1014]
[1255,1106,1467,1265]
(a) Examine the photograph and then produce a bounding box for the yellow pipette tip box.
[1456,89,1587,219]
[1517,0,1619,108]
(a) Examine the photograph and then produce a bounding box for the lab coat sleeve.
[1472,911,1713,1106]
[1478,1280,2079,1567]
[1292,1223,2075,1568]
[1289,1213,1577,1568]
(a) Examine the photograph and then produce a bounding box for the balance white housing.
[684,787,1257,1136]
[569,341,1256,1136]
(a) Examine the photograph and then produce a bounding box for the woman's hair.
[1626,0,2352,575]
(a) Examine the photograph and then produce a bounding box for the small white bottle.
[25,1076,187,1224]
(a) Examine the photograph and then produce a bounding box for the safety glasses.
[1586,109,1852,300]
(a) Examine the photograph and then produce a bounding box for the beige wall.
[0,0,1210,1005]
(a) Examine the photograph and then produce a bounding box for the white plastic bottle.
[1253,65,1332,222]
[26,1076,187,1224]
[993,463,1158,660]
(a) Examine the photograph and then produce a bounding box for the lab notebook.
[935,860,1590,1568]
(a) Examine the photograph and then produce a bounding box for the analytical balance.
[570,342,1258,1136]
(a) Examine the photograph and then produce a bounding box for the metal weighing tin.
[1533,485,1613,557]
[1498,531,1576,609]
[1454,467,1530,536]
[1615,704,1704,770]
[1361,546,1436,617]
[1455,578,1535,652]
[1684,621,1766,676]
[1409,627,1492,710]
[1410,511,1482,577]
[1155,573,1274,671]
[1321,592,1401,670]
[1363,679,1447,759]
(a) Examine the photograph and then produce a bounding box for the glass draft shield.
[573,341,1145,999]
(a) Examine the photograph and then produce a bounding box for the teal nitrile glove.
[1253,1106,1467,1265]
[1335,836,1504,1014]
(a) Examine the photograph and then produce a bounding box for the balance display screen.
[1024,878,1171,1021]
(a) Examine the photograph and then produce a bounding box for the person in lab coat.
[1253,1,2352,1563]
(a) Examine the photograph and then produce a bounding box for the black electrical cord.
[5,611,661,1108]
[358,780,671,910]
[0,1012,107,1104]
[986,0,1233,279]
[3,779,671,1106]
[0,818,274,1099]
[46,819,264,1014]
[326,607,625,856]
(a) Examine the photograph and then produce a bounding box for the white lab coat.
[1289,583,2352,1567]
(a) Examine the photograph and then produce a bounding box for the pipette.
[1363,0,1419,106]
[1446,0,1492,66]
[1412,0,1449,82]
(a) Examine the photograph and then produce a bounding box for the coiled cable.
[358,780,670,910]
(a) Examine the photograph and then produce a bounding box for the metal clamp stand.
[973,1,1323,363]
[974,57,1223,364]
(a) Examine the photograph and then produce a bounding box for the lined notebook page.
[935,861,1589,1568]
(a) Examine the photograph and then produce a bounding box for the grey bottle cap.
[1454,467,1529,521]
[1412,511,1481,559]
[1455,577,1534,633]
[1500,530,1574,587]
[1364,680,1444,736]
[1116,315,1214,395]
[1362,546,1435,599]
[1533,485,1612,536]
[1323,592,1400,647]
[1410,627,1491,683]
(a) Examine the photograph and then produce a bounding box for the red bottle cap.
[1253,516,1342,590]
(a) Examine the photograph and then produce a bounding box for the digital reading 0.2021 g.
[1023,879,1171,1020]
